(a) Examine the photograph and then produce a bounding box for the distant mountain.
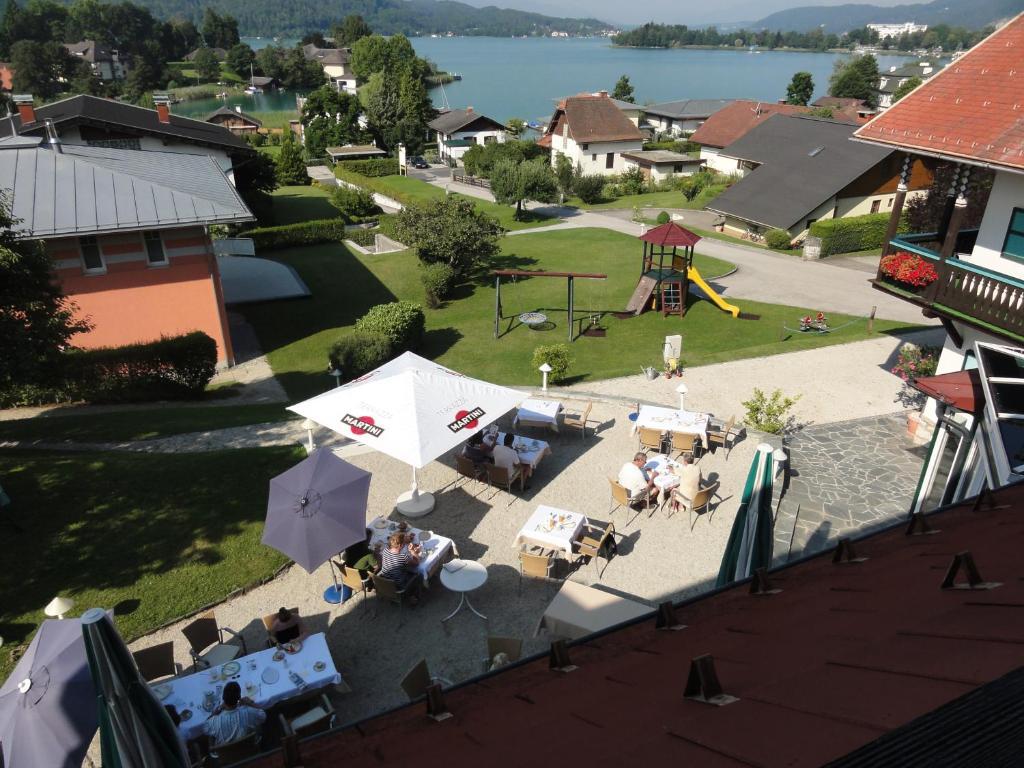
[118,0,612,38]
[753,0,1023,33]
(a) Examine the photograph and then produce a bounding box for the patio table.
[514,398,563,433]
[157,632,341,742]
[513,505,587,558]
[495,432,552,470]
[538,581,652,640]
[632,405,709,444]
[367,516,456,585]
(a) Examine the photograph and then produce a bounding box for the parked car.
[407,156,429,169]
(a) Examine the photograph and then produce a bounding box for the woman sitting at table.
[270,607,303,645]
[462,431,494,466]
[378,532,422,590]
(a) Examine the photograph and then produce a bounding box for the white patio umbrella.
[288,352,525,516]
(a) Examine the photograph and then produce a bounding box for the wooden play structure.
[627,221,740,318]
[492,269,607,342]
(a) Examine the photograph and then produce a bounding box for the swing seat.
[519,312,548,329]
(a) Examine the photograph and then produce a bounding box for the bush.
[742,388,801,434]
[345,227,376,247]
[619,166,647,196]
[330,185,380,218]
[337,158,399,177]
[765,229,792,249]
[656,210,671,225]
[245,219,349,250]
[531,344,572,384]
[891,343,941,382]
[328,331,394,380]
[244,132,267,147]
[574,174,607,204]
[420,262,456,308]
[809,213,892,256]
[355,301,425,351]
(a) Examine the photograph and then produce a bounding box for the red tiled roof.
[910,369,985,413]
[545,93,644,144]
[640,221,701,247]
[855,14,1024,172]
[249,484,1024,768]
[690,100,812,148]
[536,132,552,149]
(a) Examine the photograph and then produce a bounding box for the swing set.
[492,269,608,342]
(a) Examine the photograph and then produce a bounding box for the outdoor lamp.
[328,367,343,388]
[303,418,316,455]
[676,382,688,411]
[539,362,552,392]
[44,596,74,620]
[772,448,788,475]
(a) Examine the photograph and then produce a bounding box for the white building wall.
[550,134,643,175]
[437,128,507,162]
[700,146,743,175]
[964,170,1024,281]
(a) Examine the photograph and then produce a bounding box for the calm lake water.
[177,36,918,123]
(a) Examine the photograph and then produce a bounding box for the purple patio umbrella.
[0,618,98,768]
[262,447,372,603]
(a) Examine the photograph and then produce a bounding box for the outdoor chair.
[334,560,371,612]
[131,641,179,682]
[209,732,260,765]
[260,607,300,647]
[670,431,698,460]
[482,636,523,671]
[673,481,722,530]
[572,521,617,579]
[400,659,451,701]
[562,402,594,440]
[455,454,486,487]
[278,693,336,740]
[706,416,740,458]
[608,478,653,522]
[181,611,246,671]
[370,572,422,617]
[638,427,664,453]
[518,550,557,594]
[485,462,524,503]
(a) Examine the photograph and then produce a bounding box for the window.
[870,199,881,214]
[484,134,496,144]
[806,218,817,231]
[605,152,614,169]
[888,197,894,208]
[144,231,167,266]
[591,153,596,162]
[673,164,683,173]
[580,143,589,151]
[1001,207,1024,262]
[79,236,104,274]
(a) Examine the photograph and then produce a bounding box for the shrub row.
[245,219,350,250]
[327,301,426,381]
[334,168,418,208]
[809,212,894,256]
[345,227,376,247]
[337,158,400,177]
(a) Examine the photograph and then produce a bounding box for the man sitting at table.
[461,431,494,466]
[491,433,529,487]
[618,451,659,506]
[203,682,267,748]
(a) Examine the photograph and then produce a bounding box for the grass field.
[239,227,913,401]
[249,111,299,130]
[270,185,343,225]
[0,447,302,680]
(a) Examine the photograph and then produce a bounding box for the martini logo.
[447,407,485,433]
[342,414,384,438]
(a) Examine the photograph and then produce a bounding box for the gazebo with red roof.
[638,221,702,317]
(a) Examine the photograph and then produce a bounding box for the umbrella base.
[396,490,435,517]
[323,585,343,604]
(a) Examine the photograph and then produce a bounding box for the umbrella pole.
[323,558,343,604]
[396,465,435,518]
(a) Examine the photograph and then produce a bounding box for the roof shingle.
[691,100,814,149]
[548,94,644,144]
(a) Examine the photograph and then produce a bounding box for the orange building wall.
[49,227,234,365]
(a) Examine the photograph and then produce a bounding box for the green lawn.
[239,227,915,401]
[249,111,299,130]
[566,189,695,211]
[271,185,343,225]
[259,145,282,160]
[0,447,302,680]
[0,403,293,443]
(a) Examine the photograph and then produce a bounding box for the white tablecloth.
[159,632,341,741]
[539,581,652,640]
[515,399,563,431]
[496,432,552,470]
[367,516,455,583]
[633,406,709,443]
[513,505,587,558]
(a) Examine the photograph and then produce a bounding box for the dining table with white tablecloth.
[513,505,587,558]
[366,516,456,583]
[494,432,552,470]
[632,406,710,444]
[514,398,563,432]
[155,632,341,742]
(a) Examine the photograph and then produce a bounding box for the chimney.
[13,94,35,125]
[466,106,473,113]
[44,118,62,154]
[153,93,171,124]
[597,90,609,98]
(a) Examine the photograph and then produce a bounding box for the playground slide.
[688,267,740,318]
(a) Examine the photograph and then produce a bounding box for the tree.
[123,41,166,101]
[905,165,993,234]
[361,70,401,150]
[491,158,558,220]
[891,76,922,104]
[393,196,502,274]
[554,152,576,203]
[612,74,634,103]
[300,30,327,48]
[234,152,278,223]
[10,40,77,99]
[255,45,284,81]
[334,14,372,47]
[301,85,366,160]
[201,8,239,50]
[0,192,91,392]
[225,43,255,77]
[829,54,880,107]
[192,46,221,82]
[279,44,324,89]
[506,118,525,138]
[275,132,308,185]
[785,71,814,105]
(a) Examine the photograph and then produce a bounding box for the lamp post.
[44,596,74,620]
[539,362,552,393]
[328,367,343,388]
[676,382,688,411]
[303,418,315,455]
[772,447,788,476]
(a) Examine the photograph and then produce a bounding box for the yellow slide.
[688,267,740,318]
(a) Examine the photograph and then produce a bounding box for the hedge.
[809,212,903,256]
[328,331,393,380]
[337,158,400,177]
[355,301,425,351]
[334,168,419,207]
[245,219,349,250]
[345,227,376,247]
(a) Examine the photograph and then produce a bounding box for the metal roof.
[644,98,734,120]
[428,109,507,135]
[0,141,252,238]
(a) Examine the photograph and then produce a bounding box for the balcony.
[872,230,1024,345]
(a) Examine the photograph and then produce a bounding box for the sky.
[463,0,914,27]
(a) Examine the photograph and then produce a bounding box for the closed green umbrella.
[80,608,189,768]
[716,443,776,587]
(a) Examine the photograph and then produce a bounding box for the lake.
[176,36,917,124]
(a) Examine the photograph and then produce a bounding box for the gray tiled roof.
[428,108,506,134]
[644,99,734,119]
[0,139,252,238]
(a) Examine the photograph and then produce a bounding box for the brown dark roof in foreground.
[910,369,985,414]
[248,482,1024,768]
[690,99,812,148]
[547,93,644,143]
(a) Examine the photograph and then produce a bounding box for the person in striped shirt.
[379,532,422,590]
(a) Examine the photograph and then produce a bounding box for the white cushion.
[201,644,240,667]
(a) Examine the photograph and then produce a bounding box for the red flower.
[880,251,938,288]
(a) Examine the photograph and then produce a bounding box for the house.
[706,114,934,240]
[867,21,928,38]
[643,98,733,137]
[621,150,704,181]
[205,106,262,136]
[0,136,253,365]
[64,40,129,81]
[0,94,255,184]
[248,76,279,92]
[0,62,12,91]
[184,47,227,62]
[427,107,508,164]
[325,145,386,164]
[302,44,356,93]
[854,14,1024,511]
[610,97,643,127]
[811,96,876,122]
[690,100,813,175]
[876,61,941,110]
[544,91,644,176]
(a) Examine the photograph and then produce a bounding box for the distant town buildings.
[867,22,928,39]
[302,44,357,93]
[64,40,129,81]
[876,61,941,110]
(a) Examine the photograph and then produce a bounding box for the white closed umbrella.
[288,352,525,516]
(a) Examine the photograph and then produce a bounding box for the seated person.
[462,431,495,465]
[343,528,381,576]
[618,451,659,505]
[203,682,267,748]
[676,453,703,502]
[270,607,302,644]
[378,532,422,590]
[491,433,528,484]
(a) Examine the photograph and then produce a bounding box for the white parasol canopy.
[288,352,525,515]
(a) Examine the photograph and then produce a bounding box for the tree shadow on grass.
[420,328,463,360]
[271,192,342,226]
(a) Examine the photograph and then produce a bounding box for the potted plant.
[879,251,938,292]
